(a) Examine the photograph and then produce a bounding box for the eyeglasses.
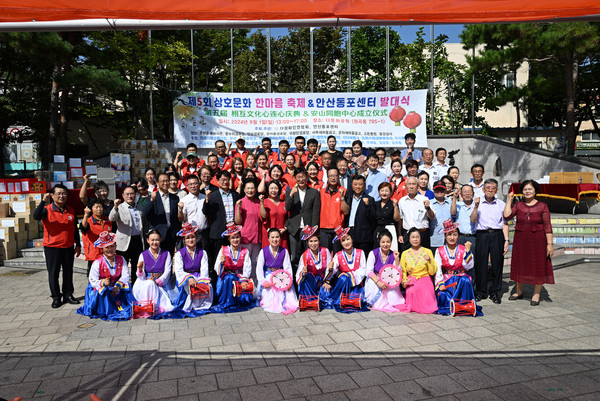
[53,193,67,197]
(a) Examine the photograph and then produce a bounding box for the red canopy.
[1,0,599,27]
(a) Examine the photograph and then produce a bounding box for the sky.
[268,24,466,44]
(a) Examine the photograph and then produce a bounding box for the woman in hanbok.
[320,226,369,313]
[132,229,176,316]
[296,226,332,311]
[211,222,256,313]
[364,230,406,312]
[434,220,482,316]
[256,228,298,314]
[77,231,133,321]
[171,223,213,317]
[396,228,438,314]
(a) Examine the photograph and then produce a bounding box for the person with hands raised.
[364,230,406,312]
[132,229,176,317]
[80,199,113,275]
[433,220,482,316]
[503,180,554,306]
[77,231,133,320]
[396,228,438,314]
[34,184,82,309]
[260,181,289,249]
[79,174,114,218]
[235,178,263,277]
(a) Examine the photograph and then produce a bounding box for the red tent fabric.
[1,0,599,24]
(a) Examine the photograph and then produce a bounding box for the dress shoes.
[475,294,486,302]
[51,299,63,309]
[63,296,80,305]
[490,294,502,304]
[508,293,523,301]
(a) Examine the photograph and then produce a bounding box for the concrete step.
[3,256,88,274]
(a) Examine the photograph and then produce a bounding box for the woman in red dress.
[260,181,289,249]
[504,180,554,306]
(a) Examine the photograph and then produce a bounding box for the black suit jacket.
[141,191,181,243]
[285,186,321,236]
[344,190,376,243]
[203,189,241,240]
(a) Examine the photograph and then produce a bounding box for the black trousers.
[320,228,342,255]
[475,229,504,298]
[288,230,305,270]
[117,234,144,285]
[348,228,373,256]
[44,246,75,300]
[459,233,477,282]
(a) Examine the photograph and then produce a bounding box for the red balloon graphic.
[403,111,422,133]
[389,106,406,126]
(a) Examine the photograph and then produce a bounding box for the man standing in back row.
[34,184,81,308]
[471,178,509,304]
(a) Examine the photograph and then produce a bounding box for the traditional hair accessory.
[301,225,319,241]
[433,180,446,191]
[177,222,199,237]
[94,231,117,248]
[221,222,242,237]
[438,219,460,234]
[332,225,351,243]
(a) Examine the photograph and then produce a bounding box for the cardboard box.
[549,172,595,184]
[10,200,36,215]
[0,226,15,242]
[0,241,17,260]
[1,217,26,233]
[0,203,10,218]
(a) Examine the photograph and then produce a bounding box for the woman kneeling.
[77,231,134,320]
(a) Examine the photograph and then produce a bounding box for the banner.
[173,90,427,149]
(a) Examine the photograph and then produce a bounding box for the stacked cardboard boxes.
[122,139,167,180]
[0,193,42,262]
[549,172,595,184]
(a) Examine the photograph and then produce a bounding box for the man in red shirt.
[230,136,250,167]
[33,184,82,308]
[319,167,348,254]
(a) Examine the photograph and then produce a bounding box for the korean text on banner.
[173,91,427,149]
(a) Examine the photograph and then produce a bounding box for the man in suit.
[342,175,376,254]
[109,185,145,284]
[202,170,241,270]
[285,167,321,270]
[141,172,181,254]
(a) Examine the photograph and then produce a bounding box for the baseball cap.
[433,180,446,191]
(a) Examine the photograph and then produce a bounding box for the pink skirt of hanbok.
[396,275,438,314]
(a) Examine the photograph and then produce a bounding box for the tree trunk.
[47,59,61,168]
[58,33,73,156]
[565,53,578,156]
[515,100,521,144]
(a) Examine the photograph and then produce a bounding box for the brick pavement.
[0,263,599,400]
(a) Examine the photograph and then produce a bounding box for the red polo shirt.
[320,185,346,229]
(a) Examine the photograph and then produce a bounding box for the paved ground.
[1,263,599,401]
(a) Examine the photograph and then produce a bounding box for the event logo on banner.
[173,90,427,149]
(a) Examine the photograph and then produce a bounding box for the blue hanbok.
[434,245,483,316]
[210,245,256,313]
[77,255,134,321]
[320,248,369,313]
[296,247,331,311]
[166,247,213,318]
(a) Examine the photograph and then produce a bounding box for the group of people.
[35,133,555,320]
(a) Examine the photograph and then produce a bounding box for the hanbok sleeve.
[117,256,130,289]
[156,252,172,287]
[366,251,377,281]
[89,258,104,292]
[136,253,146,280]
[434,249,444,288]
[256,249,267,285]
[463,248,474,271]
[174,251,190,285]
[352,249,367,285]
[426,249,437,276]
[400,251,408,282]
[214,247,224,276]
[283,249,292,274]
[200,250,209,279]
[296,252,306,283]
[242,249,252,279]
